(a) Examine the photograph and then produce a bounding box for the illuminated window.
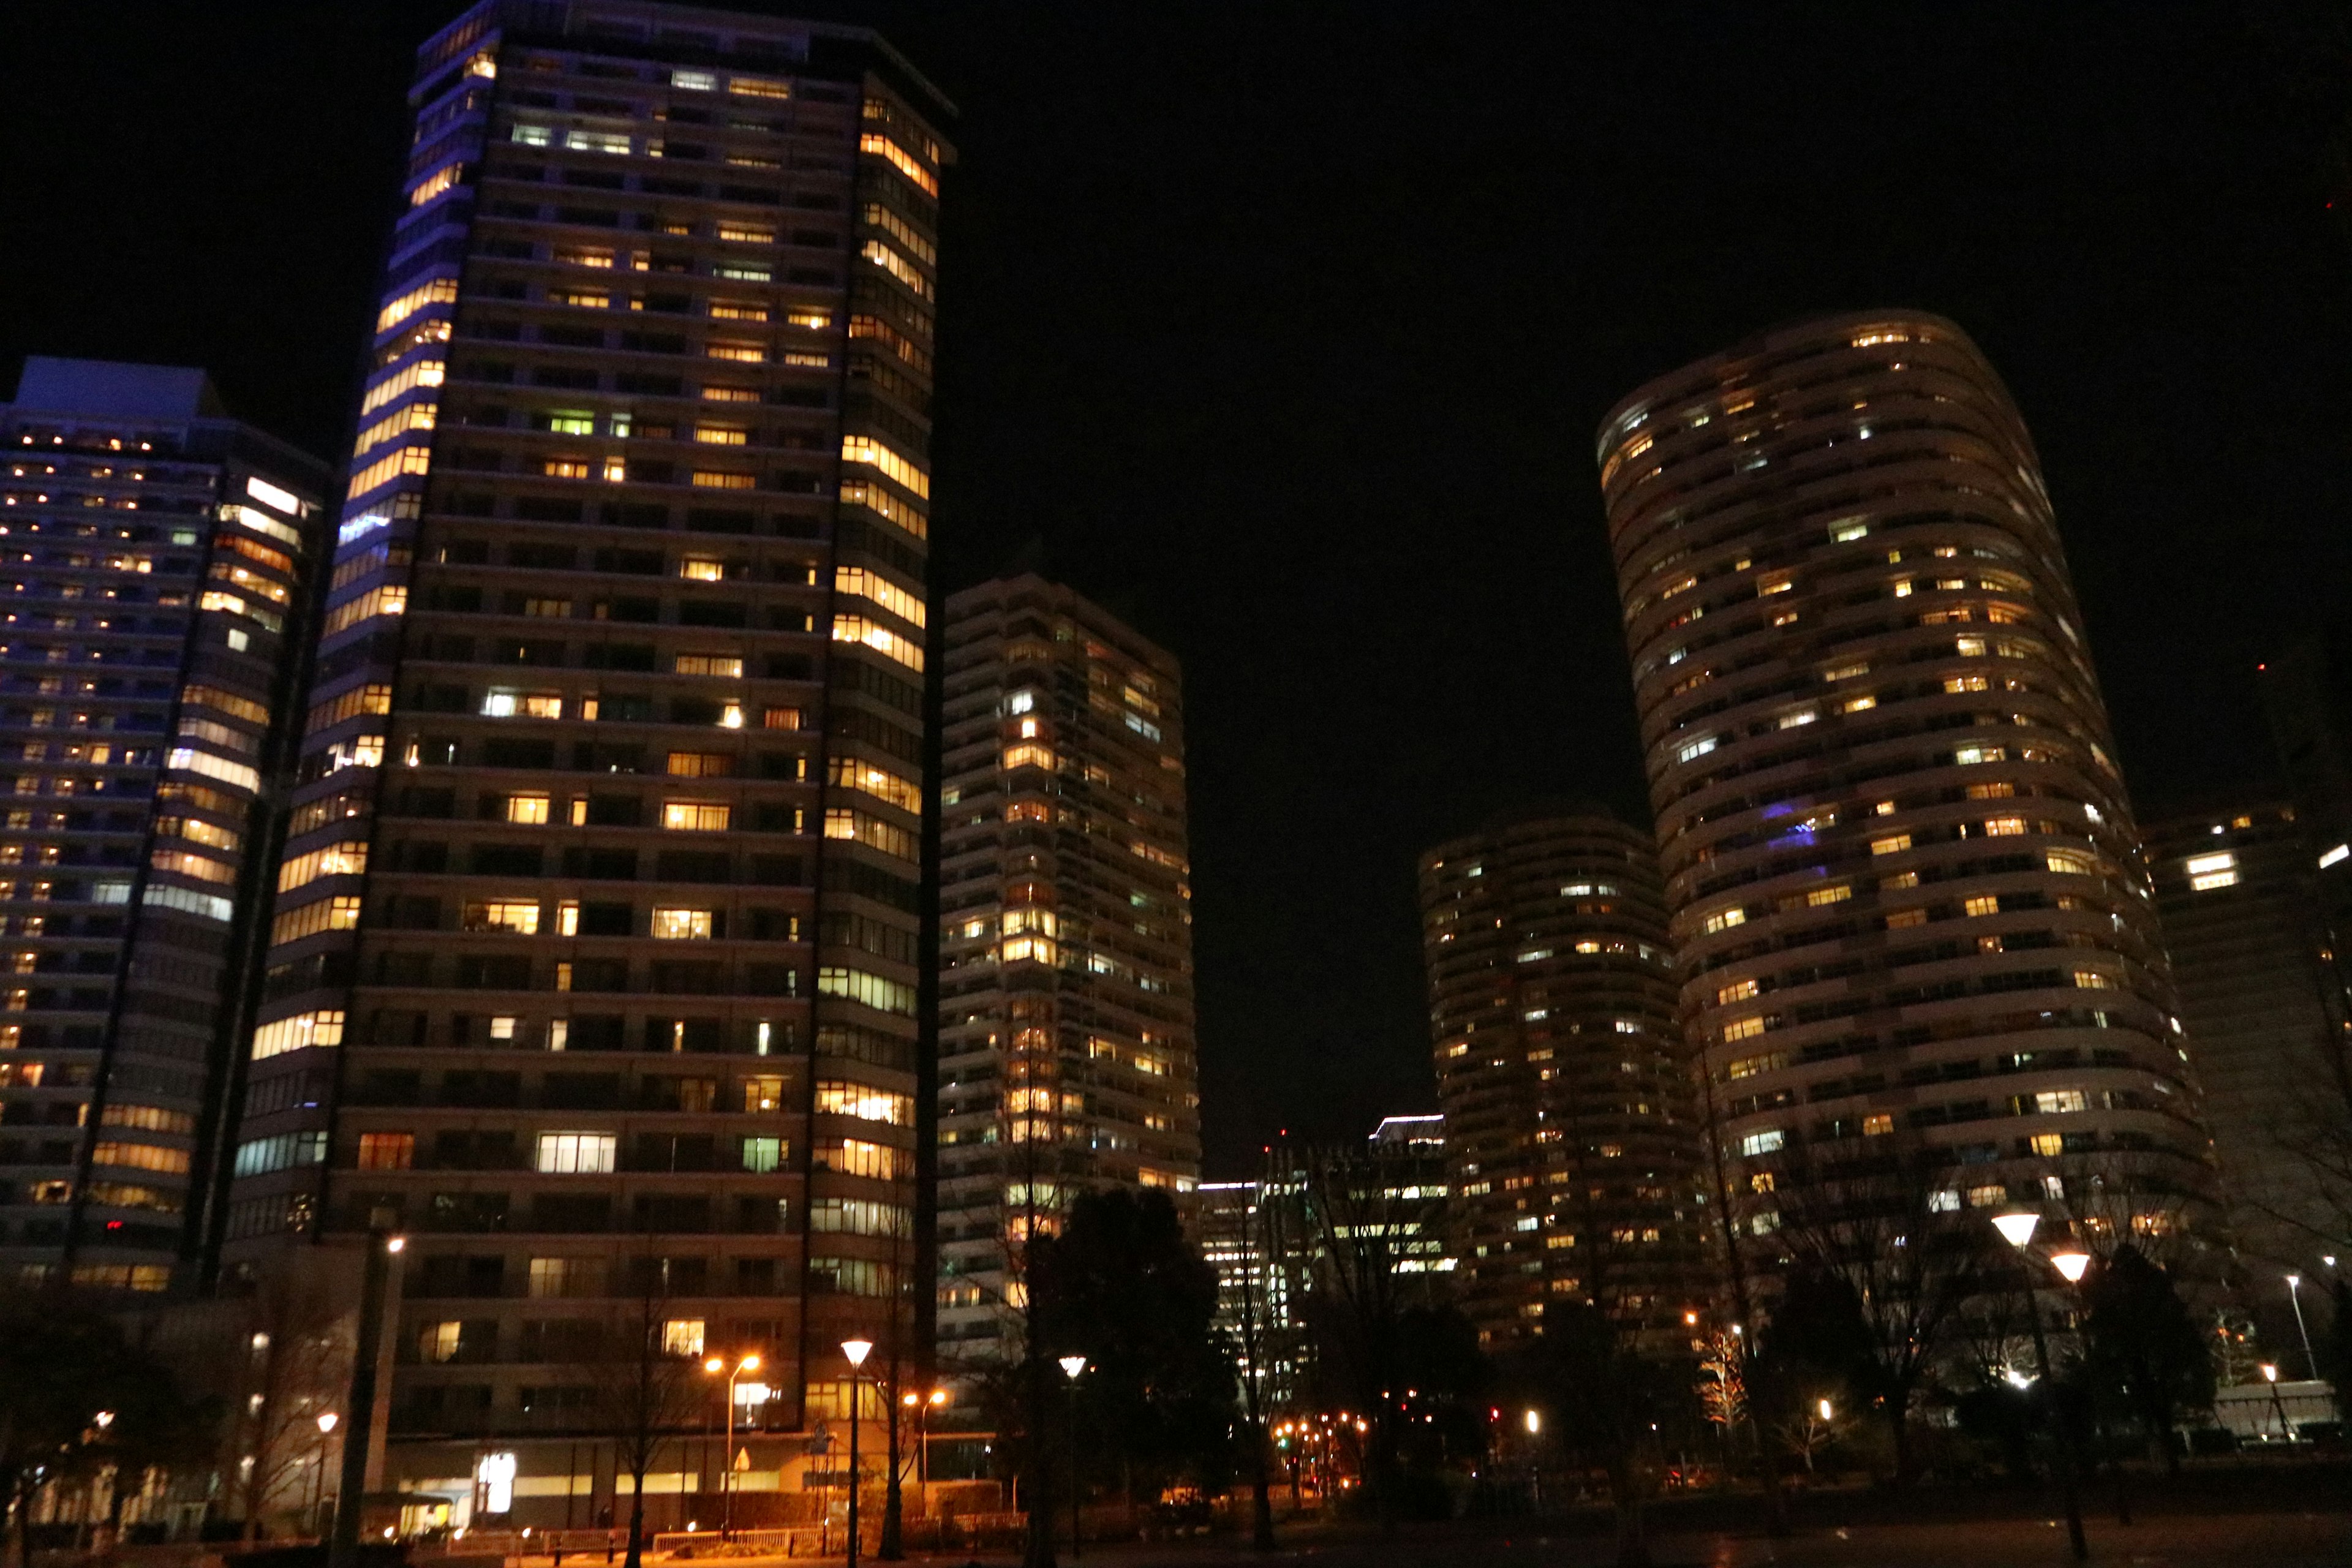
[1983,816,2026,836]
[251,1009,343,1061]
[1871,834,1911,856]
[813,1080,913,1124]
[478,690,560,720]
[543,459,592,480]
[693,424,748,445]
[706,342,767,364]
[1702,907,1746,933]
[662,1319,706,1357]
[1862,1114,1893,1137]
[270,895,361,945]
[536,1132,617,1174]
[652,907,715,940]
[690,470,755,489]
[1806,884,1850,907]
[715,224,776,244]
[673,652,743,677]
[2030,1133,2065,1157]
[1739,1129,1784,1157]
[356,1133,414,1170]
[1964,895,1999,916]
[835,567,925,627]
[507,793,551,824]
[2034,1089,2089,1115]
[702,385,758,402]
[2185,851,2237,891]
[833,615,923,672]
[467,901,541,935]
[1717,978,1758,1005]
[1722,1016,1765,1042]
[666,752,733,778]
[742,1136,785,1173]
[2071,970,2114,990]
[663,801,730,832]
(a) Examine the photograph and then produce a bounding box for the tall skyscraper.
[934,575,1199,1357]
[0,357,328,1296]
[1416,808,1705,1349]
[2144,803,2337,1269]
[1596,310,2218,1263]
[214,2,950,1518]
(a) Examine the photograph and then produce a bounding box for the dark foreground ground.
[888,1460,2352,1567]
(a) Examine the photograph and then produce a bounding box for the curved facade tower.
[1419,809,1706,1349]
[1595,311,2215,1256]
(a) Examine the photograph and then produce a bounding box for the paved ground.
[626,1510,2352,1568]
[1046,1512,2352,1567]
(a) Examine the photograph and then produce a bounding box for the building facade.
[2145,803,2338,1271]
[0,357,328,1296]
[1417,809,1706,1349]
[934,575,1199,1359]
[213,1,951,1522]
[1595,309,2218,1269]
[1199,1117,1454,1415]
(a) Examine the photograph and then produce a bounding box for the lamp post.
[2261,1363,2293,1442]
[701,1352,761,1540]
[311,1413,339,1538]
[842,1338,874,1568]
[914,1389,948,1486]
[1992,1212,2087,1563]
[2285,1275,2318,1381]
[1057,1357,1086,1559]
[330,1232,404,1568]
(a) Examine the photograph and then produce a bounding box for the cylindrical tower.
[1418,807,1706,1349]
[1595,310,2215,1255]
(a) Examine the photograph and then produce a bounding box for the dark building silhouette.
[2144,802,2338,1271]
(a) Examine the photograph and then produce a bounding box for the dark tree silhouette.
[2078,1245,2212,1472]
[1028,1188,1234,1500]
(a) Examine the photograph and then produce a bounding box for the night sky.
[9,4,2351,1175]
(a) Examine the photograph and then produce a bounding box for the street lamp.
[702,1352,761,1540]
[312,1413,338,1538]
[2260,1362,2293,1442]
[2286,1274,2319,1381]
[1816,1398,1833,1423]
[1992,1211,2087,1564]
[1059,1356,1087,1559]
[842,1339,873,1568]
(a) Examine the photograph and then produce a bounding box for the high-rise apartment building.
[1417,809,1705,1349]
[214,2,950,1520]
[934,576,1198,1356]
[0,357,328,1296]
[1596,310,2217,1263]
[2145,803,2337,1270]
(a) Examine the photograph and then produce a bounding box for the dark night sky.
[9,4,2352,1175]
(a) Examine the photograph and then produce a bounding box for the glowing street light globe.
[1991,1211,2040,1250]
[841,1338,874,1368]
[2050,1251,2092,1284]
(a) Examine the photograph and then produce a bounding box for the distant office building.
[1595,310,2219,1264]
[212,2,951,1525]
[1197,1177,1304,1411]
[0,356,328,1295]
[934,575,1199,1357]
[2260,639,2352,1156]
[1200,1116,1455,1412]
[1417,809,1706,1349]
[2144,804,2337,1269]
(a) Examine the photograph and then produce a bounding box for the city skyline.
[9,6,2352,1172]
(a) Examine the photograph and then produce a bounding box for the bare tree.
[579,1254,708,1568]
[1292,1145,1414,1524]
[225,1267,356,1540]
[1755,1136,1985,1484]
